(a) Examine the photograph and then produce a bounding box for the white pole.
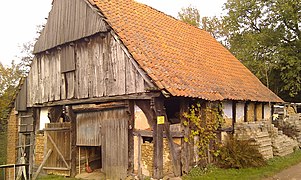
[79,147,81,174]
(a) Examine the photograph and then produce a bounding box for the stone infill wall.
[274,114,301,144]
[6,110,18,180]
[234,121,298,159]
[140,139,172,177]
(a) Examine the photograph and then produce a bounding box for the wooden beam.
[232,101,236,133]
[67,106,77,177]
[33,149,53,180]
[153,98,181,176]
[48,106,63,122]
[32,92,161,107]
[137,134,142,179]
[135,100,155,128]
[72,101,127,112]
[0,164,29,168]
[244,101,249,122]
[43,127,70,131]
[152,98,163,179]
[127,100,135,174]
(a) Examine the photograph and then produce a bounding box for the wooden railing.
[0,163,29,180]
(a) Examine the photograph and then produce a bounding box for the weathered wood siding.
[34,0,107,53]
[101,108,128,179]
[76,112,102,146]
[15,78,27,111]
[27,33,149,107]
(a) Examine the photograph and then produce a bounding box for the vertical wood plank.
[55,51,61,101]
[125,56,136,94]
[97,36,105,96]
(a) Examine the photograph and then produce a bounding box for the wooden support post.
[232,101,237,133]
[244,101,249,122]
[153,98,181,176]
[127,100,135,174]
[137,134,142,179]
[262,103,265,120]
[180,99,191,174]
[254,102,258,121]
[152,98,163,179]
[67,106,77,177]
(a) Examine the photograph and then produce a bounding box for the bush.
[217,135,266,169]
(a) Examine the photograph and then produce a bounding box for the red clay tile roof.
[91,0,282,102]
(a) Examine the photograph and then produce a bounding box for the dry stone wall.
[234,121,298,159]
[140,139,172,177]
[274,114,301,144]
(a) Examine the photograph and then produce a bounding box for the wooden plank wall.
[15,78,27,111]
[101,108,128,179]
[44,122,71,176]
[33,0,107,53]
[76,112,102,146]
[27,33,148,107]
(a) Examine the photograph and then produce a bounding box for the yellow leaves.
[182,101,224,160]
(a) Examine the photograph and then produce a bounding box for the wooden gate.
[101,108,128,179]
[44,122,71,176]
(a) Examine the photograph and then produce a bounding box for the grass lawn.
[184,149,301,180]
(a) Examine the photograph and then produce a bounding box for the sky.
[0,0,226,66]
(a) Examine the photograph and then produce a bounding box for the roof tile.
[93,0,282,102]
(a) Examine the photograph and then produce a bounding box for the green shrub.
[217,135,266,169]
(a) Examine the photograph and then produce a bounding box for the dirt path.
[264,162,301,180]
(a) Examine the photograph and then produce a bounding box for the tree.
[178,5,201,27]
[201,16,229,45]
[223,0,301,101]
[0,61,24,132]
[178,6,229,46]
[17,41,34,74]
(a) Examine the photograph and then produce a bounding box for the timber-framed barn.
[7,0,282,179]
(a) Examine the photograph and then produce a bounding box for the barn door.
[101,108,128,179]
[44,122,71,176]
